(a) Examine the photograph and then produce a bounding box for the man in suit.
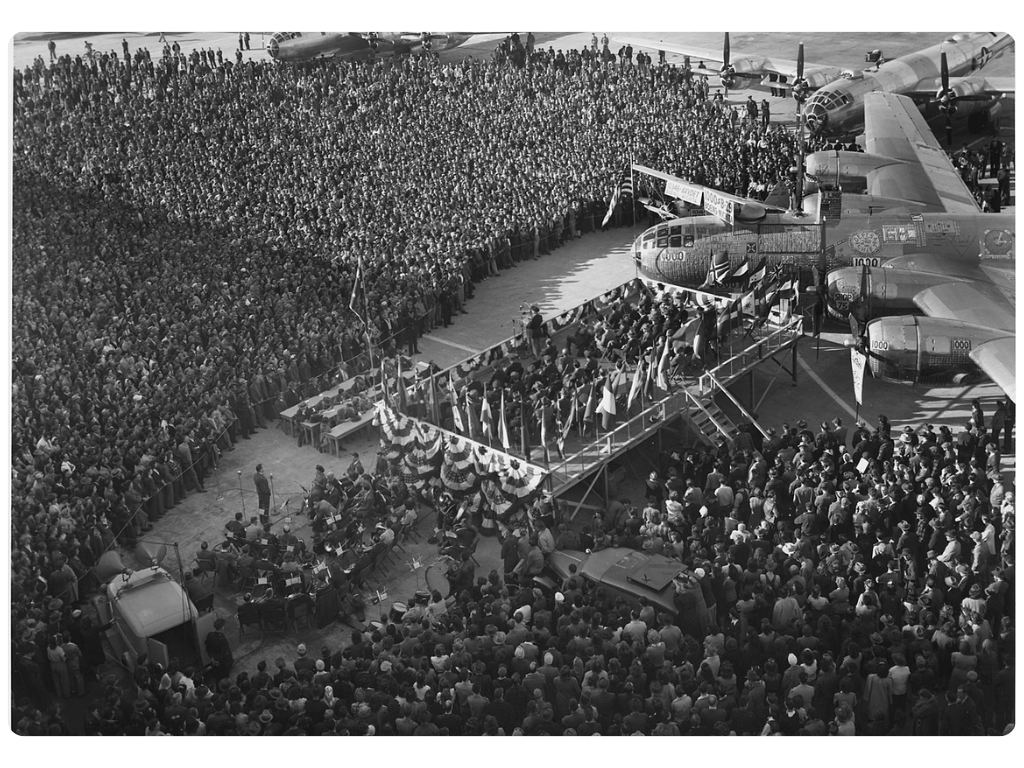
[254,464,272,522]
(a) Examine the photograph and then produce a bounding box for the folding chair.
[237,564,257,596]
[291,601,314,634]
[261,604,288,634]
[237,601,263,641]
[193,558,217,586]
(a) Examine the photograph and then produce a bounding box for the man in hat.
[204,618,232,681]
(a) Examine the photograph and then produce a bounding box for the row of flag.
[702,251,776,291]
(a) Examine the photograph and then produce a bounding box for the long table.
[325,409,377,456]
[279,371,417,437]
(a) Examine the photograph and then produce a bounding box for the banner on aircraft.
[703,189,735,225]
[850,349,867,406]
[664,179,703,206]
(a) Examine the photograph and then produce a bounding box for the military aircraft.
[628,91,1014,397]
[266,32,472,63]
[616,32,846,98]
[618,32,1013,137]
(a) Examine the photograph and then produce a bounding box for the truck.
[539,547,712,638]
[103,565,218,672]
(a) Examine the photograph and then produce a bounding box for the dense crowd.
[11,37,805,633]
[13,36,1014,737]
[14,395,1014,736]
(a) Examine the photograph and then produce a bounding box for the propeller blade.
[723,32,730,67]
[797,41,804,79]
[941,51,950,92]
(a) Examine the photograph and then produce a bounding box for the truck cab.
[105,565,218,672]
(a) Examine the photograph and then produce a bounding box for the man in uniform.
[254,464,272,522]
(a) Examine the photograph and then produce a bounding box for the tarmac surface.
[11,30,1016,734]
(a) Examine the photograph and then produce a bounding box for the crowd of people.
[14,395,1014,736]
[11,35,805,637]
[11,35,1014,737]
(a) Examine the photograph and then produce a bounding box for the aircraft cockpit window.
[840,94,851,105]
[642,230,655,244]
[668,225,683,247]
[655,225,671,249]
[683,233,694,247]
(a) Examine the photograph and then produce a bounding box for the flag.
[727,254,751,283]
[519,394,531,459]
[655,335,672,391]
[380,358,392,407]
[627,361,644,411]
[717,296,742,337]
[753,280,771,324]
[498,391,511,451]
[480,395,494,441]
[539,402,550,464]
[680,315,702,346]
[465,390,481,439]
[558,394,577,456]
[781,278,799,320]
[596,376,617,431]
[693,313,708,361]
[851,349,867,406]
[583,381,598,427]
[396,360,409,414]
[449,373,464,433]
[748,258,768,287]
[601,164,634,227]
[349,257,366,325]
[702,248,730,288]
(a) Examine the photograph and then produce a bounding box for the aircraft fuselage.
[804,32,1013,135]
[632,199,1014,288]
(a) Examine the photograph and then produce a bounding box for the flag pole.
[629,154,636,229]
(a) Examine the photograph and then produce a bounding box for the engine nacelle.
[826,266,974,319]
[805,151,902,186]
[805,68,845,89]
[865,315,1006,386]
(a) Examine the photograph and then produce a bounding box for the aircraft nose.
[805,102,828,134]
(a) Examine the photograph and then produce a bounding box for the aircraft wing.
[880,254,988,280]
[970,339,1016,403]
[863,92,980,213]
[913,281,1015,333]
[914,279,1016,401]
[614,36,824,81]
[904,76,1016,100]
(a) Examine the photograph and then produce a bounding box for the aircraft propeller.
[936,51,957,145]
[719,32,736,94]
[842,263,888,364]
[791,42,808,214]
[791,42,809,104]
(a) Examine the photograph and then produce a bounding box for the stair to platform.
[683,390,741,448]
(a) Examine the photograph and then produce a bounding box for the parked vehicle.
[539,547,710,636]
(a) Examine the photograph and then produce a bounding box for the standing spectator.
[254,464,272,521]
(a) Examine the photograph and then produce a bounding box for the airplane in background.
[266,32,473,63]
[628,91,1015,398]
[616,32,846,98]
[619,32,1013,138]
